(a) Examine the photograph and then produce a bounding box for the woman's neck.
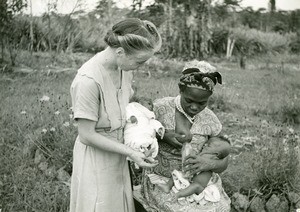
[98,47,118,73]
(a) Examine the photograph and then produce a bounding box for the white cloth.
[124,102,164,158]
[171,170,221,205]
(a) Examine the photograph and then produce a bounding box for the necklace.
[175,95,195,124]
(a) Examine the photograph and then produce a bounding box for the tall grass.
[0,52,299,210]
[0,71,77,211]
[253,126,300,196]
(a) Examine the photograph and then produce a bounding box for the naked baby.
[157,136,231,203]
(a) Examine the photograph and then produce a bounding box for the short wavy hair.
[104,18,162,54]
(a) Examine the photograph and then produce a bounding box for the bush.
[252,127,300,197]
[281,104,300,125]
[231,27,294,55]
[211,26,295,56]
[290,30,300,53]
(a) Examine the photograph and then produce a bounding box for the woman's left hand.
[183,155,216,176]
[129,150,158,168]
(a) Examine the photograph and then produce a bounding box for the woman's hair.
[104,18,162,54]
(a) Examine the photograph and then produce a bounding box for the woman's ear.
[115,47,125,57]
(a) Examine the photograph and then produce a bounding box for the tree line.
[1,0,300,66]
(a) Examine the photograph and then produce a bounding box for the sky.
[27,0,300,16]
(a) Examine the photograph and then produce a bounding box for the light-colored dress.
[141,97,231,212]
[69,53,135,212]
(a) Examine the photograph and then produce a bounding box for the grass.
[0,52,300,211]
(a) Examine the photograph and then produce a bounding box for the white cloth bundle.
[124,102,165,158]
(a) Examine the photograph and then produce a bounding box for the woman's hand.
[162,130,185,148]
[129,150,158,168]
[183,155,216,176]
[183,155,229,175]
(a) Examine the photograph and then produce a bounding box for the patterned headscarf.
[179,60,222,91]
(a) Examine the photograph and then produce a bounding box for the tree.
[0,0,27,64]
[269,0,276,14]
[150,0,215,58]
[96,0,114,22]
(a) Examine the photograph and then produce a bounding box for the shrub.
[281,104,300,125]
[252,127,300,197]
[231,27,294,55]
[211,26,295,56]
[290,30,300,53]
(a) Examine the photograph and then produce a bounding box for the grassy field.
[0,52,300,211]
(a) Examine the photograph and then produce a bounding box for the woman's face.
[180,87,212,117]
[117,49,154,71]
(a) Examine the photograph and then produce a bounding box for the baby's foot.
[156,183,171,193]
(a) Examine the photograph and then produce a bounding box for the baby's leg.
[192,171,212,194]
[156,178,174,193]
[173,171,212,202]
[173,182,204,202]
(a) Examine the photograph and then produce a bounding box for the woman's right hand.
[163,130,186,148]
[128,150,158,168]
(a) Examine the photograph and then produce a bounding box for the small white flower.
[54,111,60,115]
[40,95,50,102]
[69,114,73,119]
[63,122,70,127]
[20,110,27,115]
[288,127,294,134]
[42,129,48,134]
[50,127,55,132]
[282,138,287,144]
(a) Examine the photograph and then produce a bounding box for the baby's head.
[130,96,153,111]
[202,136,231,159]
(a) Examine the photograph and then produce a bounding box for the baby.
[157,136,231,203]
[124,97,165,162]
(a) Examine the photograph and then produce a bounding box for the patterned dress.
[69,53,135,212]
[141,97,231,212]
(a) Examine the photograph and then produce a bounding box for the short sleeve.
[70,76,100,121]
[192,108,222,136]
[153,97,175,130]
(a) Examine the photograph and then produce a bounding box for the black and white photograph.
[1,0,300,211]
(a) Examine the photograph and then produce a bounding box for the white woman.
[69,18,162,212]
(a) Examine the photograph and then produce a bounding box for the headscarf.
[179,60,222,92]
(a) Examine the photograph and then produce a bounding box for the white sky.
[27,0,300,15]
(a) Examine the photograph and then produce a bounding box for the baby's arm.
[173,171,212,201]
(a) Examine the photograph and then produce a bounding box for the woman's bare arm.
[77,118,157,168]
[183,155,229,176]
